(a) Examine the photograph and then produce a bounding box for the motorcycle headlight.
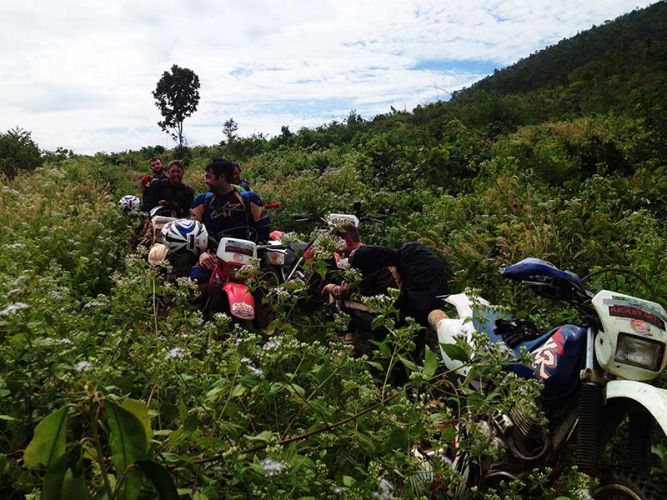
[614,332,665,372]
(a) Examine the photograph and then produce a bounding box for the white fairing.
[264,241,286,265]
[593,290,667,381]
[216,238,257,265]
[606,380,667,437]
[326,213,359,228]
[434,293,492,376]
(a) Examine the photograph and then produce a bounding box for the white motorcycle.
[426,257,667,498]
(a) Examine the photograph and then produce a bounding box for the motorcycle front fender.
[606,380,667,436]
[223,282,255,321]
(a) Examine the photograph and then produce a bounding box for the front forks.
[576,327,605,477]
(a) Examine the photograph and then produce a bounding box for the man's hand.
[199,251,217,270]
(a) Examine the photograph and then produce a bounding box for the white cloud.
[0,0,657,153]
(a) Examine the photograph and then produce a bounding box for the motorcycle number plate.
[232,302,254,320]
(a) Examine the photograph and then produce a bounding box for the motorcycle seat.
[502,257,583,289]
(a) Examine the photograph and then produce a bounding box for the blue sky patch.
[411,59,499,74]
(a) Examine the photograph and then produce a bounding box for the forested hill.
[447,1,667,136]
[460,1,667,97]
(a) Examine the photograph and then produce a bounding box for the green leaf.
[183,415,199,436]
[365,361,384,371]
[231,384,246,397]
[342,475,356,487]
[42,445,91,500]
[61,470,91,499]
[423,346,439,379]
[398,355,418,372]
[104,400,148,499]
[352,431,375,456]
[24,407,68,469]
[136,460,179,500]
[440,342,470,363]
[42,454,67,500]
[120,399,152,443]
[384,428,409,451]
[0,415,17,421]
[245,430,275,443]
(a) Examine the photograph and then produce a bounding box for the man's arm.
[142,179,160,212]
[189,193,208,221]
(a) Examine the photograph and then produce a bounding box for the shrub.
[0,127,43,178]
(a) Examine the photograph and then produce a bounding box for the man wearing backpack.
[322,225,450,326]
[190,158,254,274]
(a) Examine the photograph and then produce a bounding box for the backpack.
[396,242,450,315]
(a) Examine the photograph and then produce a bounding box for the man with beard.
[142,160,194,217]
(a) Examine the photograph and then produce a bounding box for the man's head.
[149,157,164,175]
[204,158,236,194]
[231,164,242,185]
[337,224,362,256]
[167,160,185,185]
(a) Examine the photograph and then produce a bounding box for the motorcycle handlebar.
[256,244,288,251]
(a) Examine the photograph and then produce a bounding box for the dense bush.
[0,127,43,178]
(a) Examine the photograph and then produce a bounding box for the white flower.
[58,338,74,346]
[83,299,103,309]
[375,478,394,500]
[4,243,26,250]
[74,361,92,372]
[0,302,29,316]
[241,357,264,378]
[166,347,185,359]
[262,338,282,351]
[260,458,286,476]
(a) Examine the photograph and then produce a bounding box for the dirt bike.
[270,206,388,288]
[424,257,667,498]
[203,224,285,329]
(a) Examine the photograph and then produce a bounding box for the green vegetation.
[2,2,667,497]
[0,127,43,178]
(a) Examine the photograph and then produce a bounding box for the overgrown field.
[2,107,667,500]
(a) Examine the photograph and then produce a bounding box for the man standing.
[142,160,194,217]
[141,157,167,196]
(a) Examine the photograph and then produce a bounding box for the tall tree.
[222,117,238,144]
[152,65,200,148]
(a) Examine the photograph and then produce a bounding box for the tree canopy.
[152,64,200,149]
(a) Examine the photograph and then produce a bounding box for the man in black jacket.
[142,160,194,217]
[323,225,449,326]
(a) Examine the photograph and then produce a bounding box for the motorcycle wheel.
[594,468,666,499]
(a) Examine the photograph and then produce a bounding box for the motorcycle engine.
[493,409,549,464]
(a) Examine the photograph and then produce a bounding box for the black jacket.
[142,178,194,218]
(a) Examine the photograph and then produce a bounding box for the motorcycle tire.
[594,468,667,499]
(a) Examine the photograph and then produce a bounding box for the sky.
[0,0,657,154]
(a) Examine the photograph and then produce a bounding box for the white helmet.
[149,205,177,218]
[161,219,208,254]
[119,195,141,215]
